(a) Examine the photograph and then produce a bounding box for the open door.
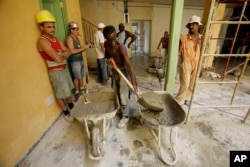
[131,20,151,56]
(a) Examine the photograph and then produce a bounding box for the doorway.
[131,20,151,56]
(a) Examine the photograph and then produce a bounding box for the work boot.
[63,113,75,123]
[117,116,129,129]
[74,92,80,102]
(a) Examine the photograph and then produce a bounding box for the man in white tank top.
[117,23,137,58]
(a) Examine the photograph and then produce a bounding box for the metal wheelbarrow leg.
[83,117,113,160]
[139,91,186,165]
[84,119,102,160]
[71,91,119,161]
[150,126,178,165]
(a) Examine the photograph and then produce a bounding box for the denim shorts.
[69,61,85,79]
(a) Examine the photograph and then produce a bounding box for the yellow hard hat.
[36,10,56,24]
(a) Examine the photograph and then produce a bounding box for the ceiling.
[99,0,206,7]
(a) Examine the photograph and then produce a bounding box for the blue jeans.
[112,66,130,116]
[69,61,85,79]
[97,58,108,84]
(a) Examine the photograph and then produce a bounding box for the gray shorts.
[69,61,85,79]
[49,69,74,99]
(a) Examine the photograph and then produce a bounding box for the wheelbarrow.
[70,91,119,160]
[138,91,186,165]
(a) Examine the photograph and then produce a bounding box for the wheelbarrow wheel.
[91,127,101,157]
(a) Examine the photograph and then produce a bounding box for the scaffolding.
[185,0,250,124]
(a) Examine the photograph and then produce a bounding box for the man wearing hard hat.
[176,15,202,106]
[36,10,75,122]
[66,21,91,101]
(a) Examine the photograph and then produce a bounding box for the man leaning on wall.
[36,10,75,122]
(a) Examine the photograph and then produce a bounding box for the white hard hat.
[98,22,105,29]
[68,21,79,29]
[186,15,202,28]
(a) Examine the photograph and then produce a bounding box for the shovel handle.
[109,58,135,92]
[82,91,90,103]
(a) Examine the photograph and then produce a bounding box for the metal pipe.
[204,53,249,57]
[221,0,248,80]
[211,21,250,24]
[191,105,250,108]
[230,56,250,104]
[197,81,239,84]
[242,107,250,123]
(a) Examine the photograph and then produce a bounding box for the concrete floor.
[18,55,250,167]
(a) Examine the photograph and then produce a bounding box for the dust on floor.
[18,71,250,167]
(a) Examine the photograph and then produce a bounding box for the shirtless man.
[157,31,169,57]
[103,25,137,128]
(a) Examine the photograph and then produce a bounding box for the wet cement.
[140,92,186,128]
[71,92,118,117]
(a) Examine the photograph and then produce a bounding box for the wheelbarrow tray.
[139,91,186,165]
[139,91,186,129]
[71,91,119,124]
[70,91,119,160]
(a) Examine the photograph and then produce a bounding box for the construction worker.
[66,21,91,101]
[36,10,75,122]
[103,25,137,128]
[176,15,202,106]
[94,22,109,85]
[117,23,137,58]
[157,31,169,57]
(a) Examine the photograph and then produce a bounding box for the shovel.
[109,58,163,112]
[82,92,91,104]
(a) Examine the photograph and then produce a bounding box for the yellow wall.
[79,0,124,29]
[0,0,82,166]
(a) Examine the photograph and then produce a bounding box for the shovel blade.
[137,97,163,112]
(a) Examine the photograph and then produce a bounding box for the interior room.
[0,0,249,166]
